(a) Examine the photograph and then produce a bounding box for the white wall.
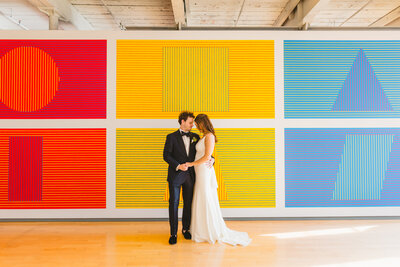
[1,30,400,219]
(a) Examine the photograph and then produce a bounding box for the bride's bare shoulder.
[204,133,215,141]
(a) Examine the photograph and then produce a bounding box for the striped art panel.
[216,128,275,207]
[163,47,229,112]
[117,40,274,118]
[284,41,400,118]
[116,128,275,208]
[285,128,400,207]
[0,40,106,118]
[116,129,168,208]
[0,129,106,209]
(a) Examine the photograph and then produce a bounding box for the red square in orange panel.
[0,129,106,209]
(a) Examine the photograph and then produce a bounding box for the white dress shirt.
[179,129,190,156]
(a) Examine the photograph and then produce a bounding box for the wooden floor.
[1,219,400,267]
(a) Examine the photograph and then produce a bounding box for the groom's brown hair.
[178,111,195,125]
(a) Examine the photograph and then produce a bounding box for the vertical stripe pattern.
[333,134,393,200]
[0,47,59,112]
[8,136,43,201]
[163,47,229,112]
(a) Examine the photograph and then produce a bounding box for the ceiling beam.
[273,0,301,26]
[0,10,29,30]
[184,0,191,25]
[27,0,93,30]
[48,8,59,30]
[339,0,372,27]
[369,6,400,27]
[386,17,400,27]
[235,0,246,26]
[100,0,124,30]
[280,0,330,28]
[171,0,186,27]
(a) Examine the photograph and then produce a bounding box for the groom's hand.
[177,164,188,171]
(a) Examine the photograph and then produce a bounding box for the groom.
[163,111,212,245]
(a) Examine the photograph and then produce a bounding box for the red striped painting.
[0,40,106,118]
[0,129,106,209]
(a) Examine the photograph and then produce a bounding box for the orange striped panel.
[0,129,106,209]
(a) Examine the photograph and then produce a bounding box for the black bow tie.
[181,131,191,137]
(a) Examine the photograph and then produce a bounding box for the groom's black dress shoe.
[169,235,177,245]
[182,230,192,240]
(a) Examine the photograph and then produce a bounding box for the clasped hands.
[177,163,191,171]
[178,158,214,171]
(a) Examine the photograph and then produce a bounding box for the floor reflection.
[1,220,399,267]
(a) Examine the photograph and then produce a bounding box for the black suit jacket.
[163,130,200,183]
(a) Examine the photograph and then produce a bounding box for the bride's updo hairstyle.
[194,114,218,143]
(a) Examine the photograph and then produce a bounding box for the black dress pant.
[168,171,194,236]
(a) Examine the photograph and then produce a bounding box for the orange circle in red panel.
[0,46,59,112]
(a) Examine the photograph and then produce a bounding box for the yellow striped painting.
[116,128,275,208]
[117,40,274,118]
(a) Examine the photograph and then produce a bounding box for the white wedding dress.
[191,136,252,246]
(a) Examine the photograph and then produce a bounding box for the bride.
[186,114,251,246]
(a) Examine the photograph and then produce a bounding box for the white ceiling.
[0,0,399,30]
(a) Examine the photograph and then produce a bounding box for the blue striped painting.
[285,128,400,207]
[284,41,400,118]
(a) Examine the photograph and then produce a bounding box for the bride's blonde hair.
[194,114,217,143]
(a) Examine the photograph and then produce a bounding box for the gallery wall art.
[116,40,274,119]
[284,41,400,118]
[285,128,400,207]
[0,129,106,209]
[2,31,400,218]
[116,128,275,208]
[0,40,107,118]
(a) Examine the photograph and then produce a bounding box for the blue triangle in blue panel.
[332,49,393,111]
[381,135,400,201]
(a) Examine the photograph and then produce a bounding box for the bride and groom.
[163,111,251,246]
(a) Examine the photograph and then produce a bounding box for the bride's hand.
[186,162,194,167]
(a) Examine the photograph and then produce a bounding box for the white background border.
[1,30,400,218]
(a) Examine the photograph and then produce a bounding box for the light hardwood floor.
[1,219,400,267]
